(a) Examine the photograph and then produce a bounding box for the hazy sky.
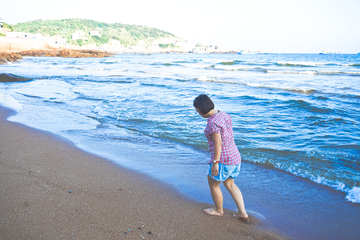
[2,0,360,53]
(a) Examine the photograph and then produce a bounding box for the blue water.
[1,53,360,239]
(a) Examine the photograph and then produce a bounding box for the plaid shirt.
[204,111,241,165]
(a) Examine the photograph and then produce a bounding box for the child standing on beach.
[193,94,249,222]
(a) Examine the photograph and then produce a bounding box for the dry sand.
[0,106,287,240]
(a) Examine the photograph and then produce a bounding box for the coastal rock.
[16,49,58,57]
[0,73,31,82]
[0,52,23,64]
[59,49,112,58]
[16,49,112,58]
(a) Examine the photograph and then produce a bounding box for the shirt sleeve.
[207,121,221,136]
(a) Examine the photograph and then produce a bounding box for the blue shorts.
[207,163,241,182]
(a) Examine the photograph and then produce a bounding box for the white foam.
[310,175,327,185]
[70,66,105,71]
[344,71,360,75]
[317,71,342,75]
[341,64,360,67]
[94,106,109,116]
[80,68,105,71]
[245,82,316,93]
[246,82,264,88]
[266,70,316,75]
[299,71,316,75]
[214,65,259,71]
[9,105,99,132]
[246,210,266,220]
[182,63,209,69]
[333,182,346,191]
[141,71,173,76]
[269,161,360,204]
[345,187,360,204]
[195,76,236,84]
[277,61,328,66]
[267,69,360,75]
[196,76,214,81]
[317,71,360,75]
[0,93,23,112]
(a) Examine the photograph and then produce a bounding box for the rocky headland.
[17,49,112,58]
[0,49,113,64]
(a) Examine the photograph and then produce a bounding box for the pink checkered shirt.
[204,111,241,165]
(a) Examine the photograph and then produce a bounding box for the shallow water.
[1,53,360,239]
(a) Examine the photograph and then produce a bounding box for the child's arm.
[211,132,222,176]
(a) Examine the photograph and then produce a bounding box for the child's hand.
[211,163,219,177]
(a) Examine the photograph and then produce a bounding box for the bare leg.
[203,175,224,216]
[223,178,248,219]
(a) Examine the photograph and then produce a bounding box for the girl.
[193,94,249,223]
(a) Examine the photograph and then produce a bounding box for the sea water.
[1,53,359,239]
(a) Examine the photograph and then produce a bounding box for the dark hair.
[193,94,214,114]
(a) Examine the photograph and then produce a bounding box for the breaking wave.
[276,61,335,67]
[214,65,267,72]
[266,70,360,75]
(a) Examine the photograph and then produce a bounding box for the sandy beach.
[0,105,286,239]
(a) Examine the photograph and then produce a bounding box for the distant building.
[71,32,80,40]
[32,33,45,40]
[72,30,86,40]
[192,46,207,53]
[191,44,219,53]
[6,32,31,38]
[89,30,101,36]
[108,39,121,47]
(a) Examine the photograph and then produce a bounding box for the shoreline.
[0,105,286,239]
[0,50,239,65]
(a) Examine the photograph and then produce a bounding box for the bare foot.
[203,208,224,217]
[233,213,249,224]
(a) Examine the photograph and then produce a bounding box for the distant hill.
[11,18,186,48]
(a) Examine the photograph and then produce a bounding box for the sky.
[2,0,360,53]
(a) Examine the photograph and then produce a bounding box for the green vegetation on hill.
[2,22,13,31]
[0,22,13,37]
[11,18,183,47]
[195,43,208,48]
[159,43,175,49]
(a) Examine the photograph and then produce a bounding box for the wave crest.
[266,70,360,76]
[346,187,360,203]
[276,61,334,67]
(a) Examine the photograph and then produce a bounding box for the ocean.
[1,53,359,239]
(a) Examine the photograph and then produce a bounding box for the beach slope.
[0,106,286,240]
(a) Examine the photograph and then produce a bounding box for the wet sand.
[0,106,287,240]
